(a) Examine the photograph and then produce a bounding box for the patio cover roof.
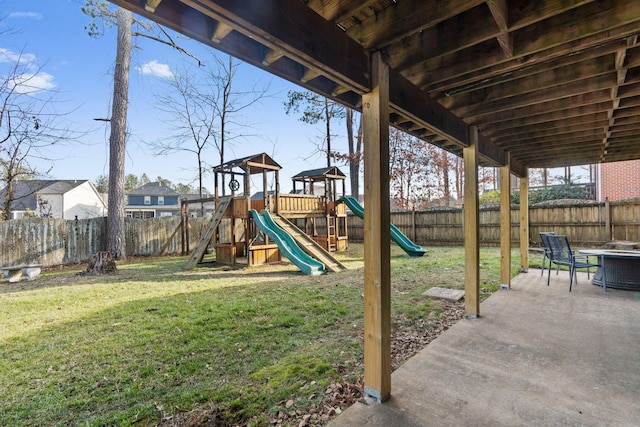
[110,0,640,177]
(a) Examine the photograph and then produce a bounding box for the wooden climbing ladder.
[184,196,232,270]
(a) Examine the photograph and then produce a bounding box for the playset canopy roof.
[212,153,281,175]
[292,166,346,182]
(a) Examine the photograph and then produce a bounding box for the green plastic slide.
[339,196,427,257]
[250,210,325,275]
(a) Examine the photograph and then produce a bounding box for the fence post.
[412,209,417,243]
[604,197,611,242]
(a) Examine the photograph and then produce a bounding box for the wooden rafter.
[305,0,379,24]
[262,48,284,66]
[144,0,162,13]
[487,0,513,58]
[602,36,638,161]
[346,0,487,49]
[210,21,233,43]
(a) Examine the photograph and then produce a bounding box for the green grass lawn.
[0,244,526,426]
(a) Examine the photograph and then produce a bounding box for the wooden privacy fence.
[1,199,638,267]
[347,199,640,247]
[0,216,208,267]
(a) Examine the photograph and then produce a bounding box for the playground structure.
[184,153,348,274]
[184,153,426,273]
[289,166,349,253]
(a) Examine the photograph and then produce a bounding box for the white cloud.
[0,48,37,66]
[0,47,54,92]
[14,72,56,93]
[8,12,43,20]
[136,60,173,79]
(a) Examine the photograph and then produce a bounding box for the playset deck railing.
[276,194,327,216]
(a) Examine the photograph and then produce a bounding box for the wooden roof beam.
[487,0,513,58]
[396,0,597,78]
[413,2,640,91]
[468,88,612,125]
[457,74,614,119]
[481,102,612,134]
[211,21,233,43]
[346,0,487,49]
[305,0,380,24]
[440,55,616,111]
[300,68,321,83]
[486,112,609,139]
[262,48,284,66]
[602,35,637,161]
[494,120,609,145]
[179,0,370,92]
[387,5,501,72]
[499,126,605,146]
[144,0,162,13]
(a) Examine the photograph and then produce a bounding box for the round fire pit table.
[578,249,640,292]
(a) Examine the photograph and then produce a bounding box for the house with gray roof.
[0,180,107,219]
[125,182,180,219]
[125,182,215,219]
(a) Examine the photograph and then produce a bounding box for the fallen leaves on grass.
[162,299,465,427]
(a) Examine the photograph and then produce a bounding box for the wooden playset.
[184,153,348,273]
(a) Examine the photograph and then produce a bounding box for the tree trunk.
[346,108,357,198]
[442,152,450,205]
[106,7,132,260]
[2,179,12,221]
[85,251,117,275]
[348,111,362,197]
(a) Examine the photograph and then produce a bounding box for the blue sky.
[1,0,342,193]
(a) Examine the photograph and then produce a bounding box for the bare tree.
[152,53,270,196]
[343,108,362,197]
[389,128,432,210]
[151,65,213,198]
[455,156,463,201]
[284,91,345,167]
[0,49,72,220]
[431,148,454,205]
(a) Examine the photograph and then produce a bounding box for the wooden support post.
[464,127,480,317]
[214,172,220,249]
[363,51,391,403]
[275,170,280,214]
[325,177,330,214]
[245,168,251,213]
[263,170,268,210]
[519,170,529,273]
[500,154,511,288]
[180,199,186,255]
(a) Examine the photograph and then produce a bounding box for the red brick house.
[598,160,640,201]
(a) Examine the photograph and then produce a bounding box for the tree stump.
[85,251,117,275]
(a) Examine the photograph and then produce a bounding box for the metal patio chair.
[539,231,555,277]
[547,235,599,291]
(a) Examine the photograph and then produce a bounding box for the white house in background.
[0,180,107,219]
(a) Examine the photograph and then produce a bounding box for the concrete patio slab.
[329,269,640,426]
